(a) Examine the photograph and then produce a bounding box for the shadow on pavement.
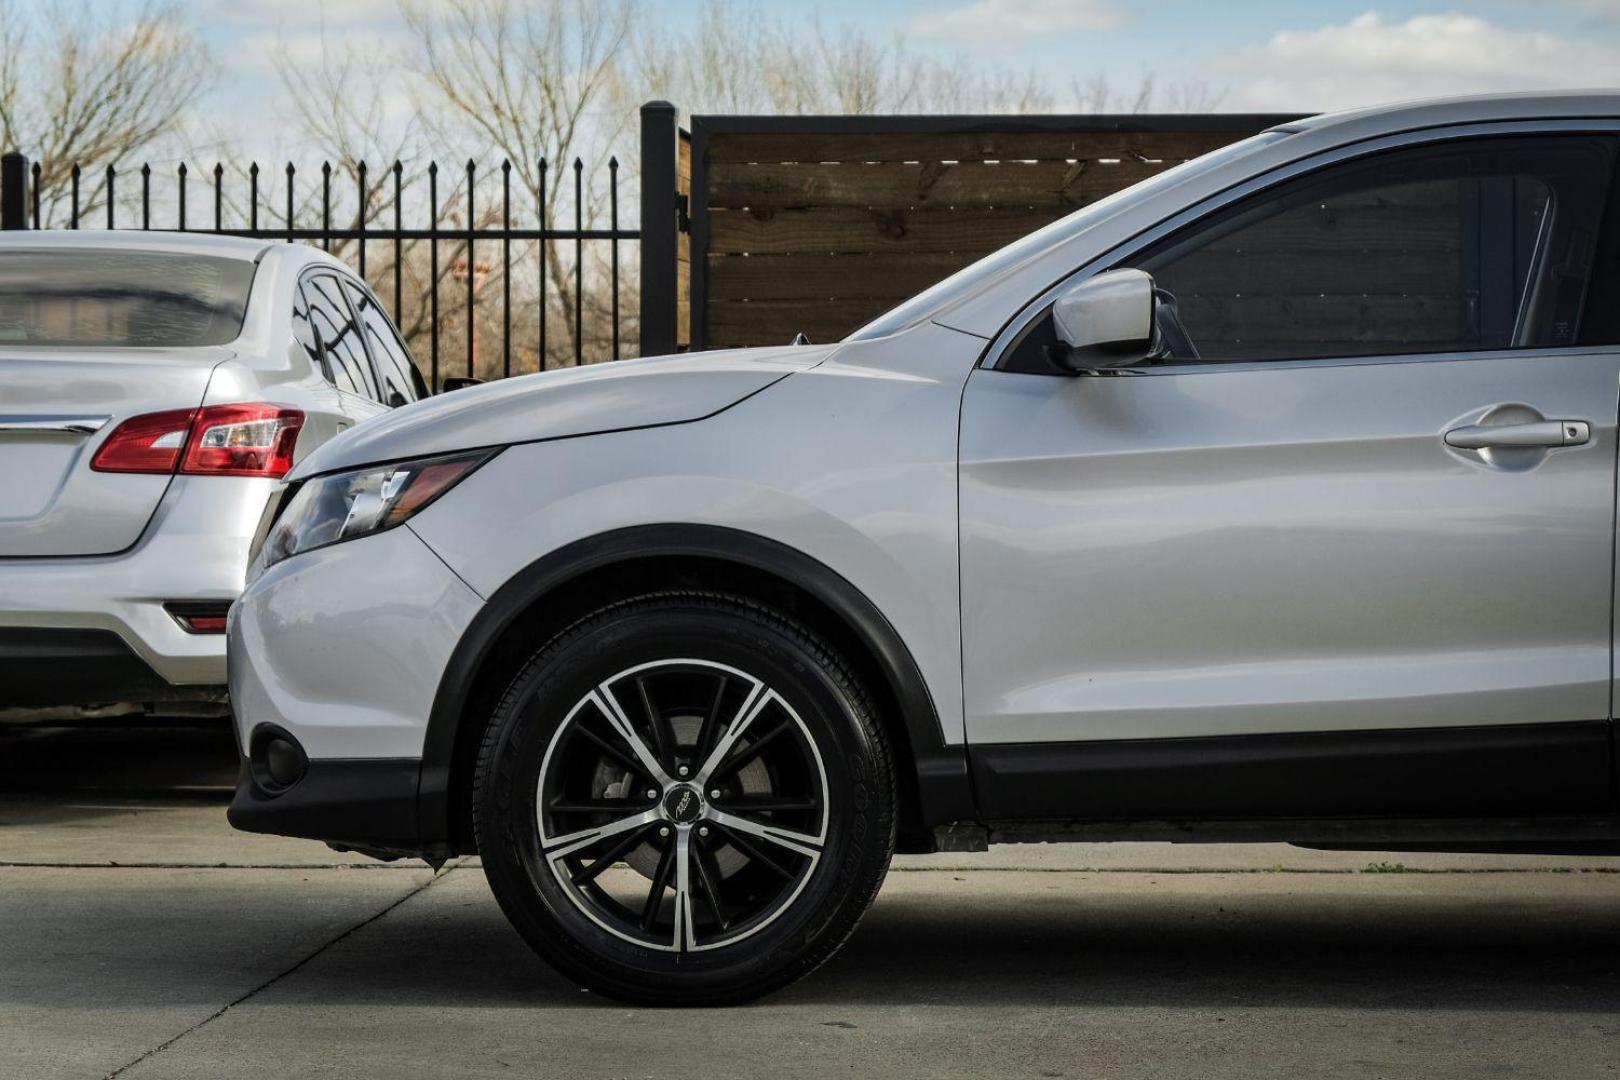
[0,721,237,797]
[192,868,1620,1014]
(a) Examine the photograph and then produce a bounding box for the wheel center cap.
[663,784,703,824]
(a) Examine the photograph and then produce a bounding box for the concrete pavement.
[3,724,1619,1079]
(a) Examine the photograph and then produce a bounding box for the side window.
[343,279,425,406]
[291,286,334,384]
[1004,135,1616,372]
[304,273,381,400]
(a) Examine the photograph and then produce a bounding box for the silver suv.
[0,232,425,721]
[229,91,1620,1003]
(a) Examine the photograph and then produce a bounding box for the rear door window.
[342,279,426,405]
[303,273,380,400]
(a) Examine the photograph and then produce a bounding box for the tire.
[472,591,897,1005]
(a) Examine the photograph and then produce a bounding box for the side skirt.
[978,816,1620,852]
[969,721,1614,822]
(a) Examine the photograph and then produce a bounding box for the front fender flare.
[416,523,975,856]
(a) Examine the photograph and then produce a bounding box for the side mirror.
[440,377,484,393]
[1050,268,1158,373]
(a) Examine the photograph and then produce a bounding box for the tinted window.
[304,274,379,399]
[1002,135,1617,373]
[291,285,341,388]
[0,250,256,347]
[343,280,424,405]
[1126,136,1616,362]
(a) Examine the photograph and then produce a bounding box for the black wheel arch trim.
[416,523,975,857]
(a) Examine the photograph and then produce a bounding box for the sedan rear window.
[0,249,257,347]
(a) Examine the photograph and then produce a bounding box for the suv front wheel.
[473,592,896,1004]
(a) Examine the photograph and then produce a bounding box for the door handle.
[1444,419,1589,450]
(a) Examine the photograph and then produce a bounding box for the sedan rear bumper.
[0,626,219,708]
[0,475,278,701]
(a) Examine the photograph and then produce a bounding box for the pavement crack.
[101,861,461,1079]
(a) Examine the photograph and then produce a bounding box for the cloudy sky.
[152,0,1620,158]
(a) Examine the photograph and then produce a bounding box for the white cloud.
[1220,11,1620,113]
[908,0,1121,47]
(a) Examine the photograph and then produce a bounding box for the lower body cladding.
[226,522,483,859]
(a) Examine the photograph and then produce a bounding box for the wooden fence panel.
[689,115,1298,349]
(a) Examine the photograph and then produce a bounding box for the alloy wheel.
[535,658,830,953]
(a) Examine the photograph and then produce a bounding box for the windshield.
[847,131,1293,341]
[0,249,257,348]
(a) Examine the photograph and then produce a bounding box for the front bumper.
[227,754,425,859]
[227,522,484,853]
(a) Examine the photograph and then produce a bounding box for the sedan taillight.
[92,404,305,478]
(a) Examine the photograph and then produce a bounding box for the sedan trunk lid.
[0,347,228,556]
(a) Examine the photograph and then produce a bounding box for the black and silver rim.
[536,658,831,953]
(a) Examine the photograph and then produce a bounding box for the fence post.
[1,152,29,230]
[639,101,679,357]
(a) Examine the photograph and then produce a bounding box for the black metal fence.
[0,149,641,389]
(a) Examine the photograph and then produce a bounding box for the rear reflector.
[165,601,232,634]
[92,404,304,478]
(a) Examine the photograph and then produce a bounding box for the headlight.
[258,448,496,569]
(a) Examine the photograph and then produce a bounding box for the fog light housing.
[249,725,307,795]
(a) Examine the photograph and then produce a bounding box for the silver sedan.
[0,231,426,721]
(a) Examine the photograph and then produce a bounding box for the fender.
[416,523,975,855]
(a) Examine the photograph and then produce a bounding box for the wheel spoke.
[708,820,794,880]
[544,808,660,860]
[549,796,647,814]
[673,826,695,950]
[639,834,678,932]
[592,685,674,788]
[714,795,819,813]
[570,723,650,781]
[691,831,731,931]
[690,672,728,772]
[692,682,770,786]
[706,808,823,860]
[569,823,654,887]
[708,714,795,780]
[634,676,675,772]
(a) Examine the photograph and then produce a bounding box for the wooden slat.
[1195,205,1459,255]
[1178,293,1464,345]
[706,206,1065,256]
[706,252,970,302]
[706,130,1253,164]
[675,130,692,347]
[676,255,690,348]
[706,298,891,348]
[707,159,1166,210]
[1157,250,1459,298]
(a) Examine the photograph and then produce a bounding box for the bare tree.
[269,29,437,336]
[399,0,635,367]
[0,0,207,224]
[1072,72,1224,114]
[635,1,1053,115]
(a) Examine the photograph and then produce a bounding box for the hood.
[291,343,836,479]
